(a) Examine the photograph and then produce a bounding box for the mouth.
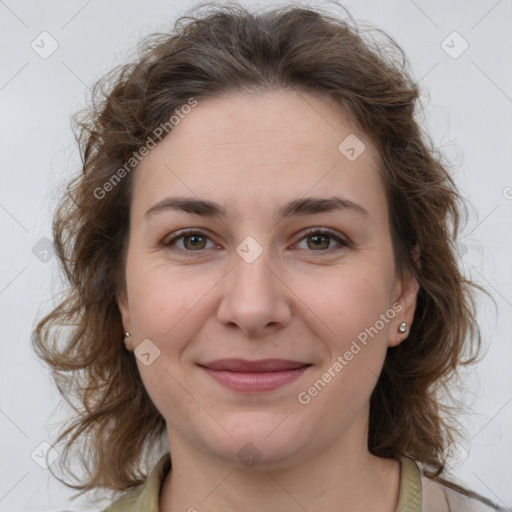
[197,359,312,392]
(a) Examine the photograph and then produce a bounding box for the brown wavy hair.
[32,0,494,503]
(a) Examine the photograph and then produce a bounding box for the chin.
[202,412,314,470]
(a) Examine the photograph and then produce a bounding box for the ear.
[117,288,134,351]
[388,246,420,348]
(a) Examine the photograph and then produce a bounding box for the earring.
[123,332,133,351]
[398,322,407,333]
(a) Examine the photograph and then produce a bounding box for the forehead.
[131,89,386,223]
[141,89,376,161]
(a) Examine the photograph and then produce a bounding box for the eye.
[163,227,349,256]
[163,230,217,254]
[294,228,349,252]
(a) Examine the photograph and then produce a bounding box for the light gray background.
[1,0,511,510]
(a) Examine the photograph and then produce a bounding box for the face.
[117,90,418,469]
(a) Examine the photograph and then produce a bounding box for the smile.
[197,359,312,392]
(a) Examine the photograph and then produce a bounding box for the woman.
[32,2,509,511]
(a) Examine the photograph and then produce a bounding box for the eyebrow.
[144,196,369,219]
[144,197,369,218]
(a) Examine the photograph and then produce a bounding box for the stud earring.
[398,322,407,333]
[123,332,133,351]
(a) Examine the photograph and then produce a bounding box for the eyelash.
[163,227,350,256]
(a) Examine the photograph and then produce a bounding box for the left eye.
[294,228,348,252]
[163,228,348,254]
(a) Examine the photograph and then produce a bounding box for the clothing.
[103,453,508,511]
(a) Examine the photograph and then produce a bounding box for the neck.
[159,413,400,512]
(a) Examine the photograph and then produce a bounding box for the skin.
[117,89,419,512]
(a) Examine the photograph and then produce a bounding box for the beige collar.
[395,456,422,512]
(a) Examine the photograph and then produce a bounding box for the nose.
[216,249,292,338]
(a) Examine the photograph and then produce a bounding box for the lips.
[197,359,312,392]
[199,359,310,372]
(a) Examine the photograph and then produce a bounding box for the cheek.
[302,262,394,348]
[125,250,203,339]
[126,266,203,416]
[296,271,392,420]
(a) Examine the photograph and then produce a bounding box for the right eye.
[163,229,217,254]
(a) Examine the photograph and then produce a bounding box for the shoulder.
[103,490,140,512]
[102,453,171,512]
[419,472,510,512]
